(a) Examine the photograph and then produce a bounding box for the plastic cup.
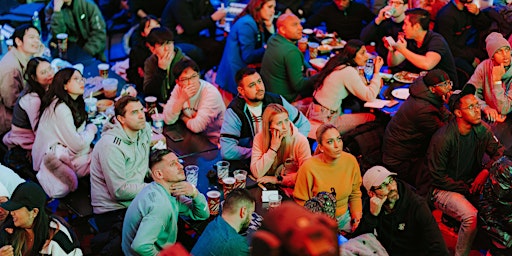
[56,33,68,54]
[298,37,308,53]
[308,42,319,59]
[222,177,236,196]
[97,63,110,79]
[145,96,157,115]
[102,78,118,98]
[207,190,221,215]
[268,194,282,210]
[216,161,230,184]
[151,113,164,134]
[384,7,396,19]
[233,170,247,189]
[185,165,199,187]
[84,97,98,119]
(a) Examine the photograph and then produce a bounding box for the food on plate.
[393,71,420,84]
[329,38,346,48]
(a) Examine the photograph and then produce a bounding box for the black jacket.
[354,180,450,256]
[383,78,452,165]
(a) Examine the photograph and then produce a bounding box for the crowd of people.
[0,0,511,255]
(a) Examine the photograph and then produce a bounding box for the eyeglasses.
[388,1,405,5]
[434,81,453,87]
[72,77,86,83]
[178,73,199,83]
[372,176,395,191]
[460,103,481,111]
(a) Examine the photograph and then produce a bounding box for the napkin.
[364,99,392,109]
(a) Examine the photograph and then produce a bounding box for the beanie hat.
[423,69,450,87]
[486,32,510,57]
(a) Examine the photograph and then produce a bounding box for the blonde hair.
[261,104,292,173]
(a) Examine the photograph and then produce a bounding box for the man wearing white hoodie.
[90,96,152,232]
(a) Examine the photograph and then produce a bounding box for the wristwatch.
[277,175,283,183]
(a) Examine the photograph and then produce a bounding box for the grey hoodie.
[90,117,152,214]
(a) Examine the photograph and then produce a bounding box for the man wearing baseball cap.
[427,84,504,256]
[353,166,449,256]
[383,69,452,191]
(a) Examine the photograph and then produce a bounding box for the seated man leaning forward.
[191,188,255,256]
[354,166,449,256]
[260,13,317,103]
[163,59,226,145]
[220,67,310,161]
[386,8,458,87]
[90,96,152,233]
[122,149,209,256]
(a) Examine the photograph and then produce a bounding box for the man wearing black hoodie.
[382,69,453,188]
[354,166,449,256]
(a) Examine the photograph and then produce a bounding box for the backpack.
[304,188,337,219]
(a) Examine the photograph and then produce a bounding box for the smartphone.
[166,129,184,142]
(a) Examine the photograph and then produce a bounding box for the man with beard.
[191,188,255,255]
[428,84,504,256]
[220,67,310,161]
[122,149,209,256]
[354,166,449,256]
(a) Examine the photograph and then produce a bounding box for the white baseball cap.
[363,166,397,192]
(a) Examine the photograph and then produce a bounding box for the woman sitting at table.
[32,68,97,197]
[468,32,512,122]
[216,0,276,95]
[3,57,54,156]
[127,15,160,92]
[307,39,384,134]
[294,123,362,232]
[0,182,83,255]
[250,103,311,186]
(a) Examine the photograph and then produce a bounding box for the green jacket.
[46,0,107,61]
[261,34,315,102]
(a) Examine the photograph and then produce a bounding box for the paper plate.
[309,58,328,70]
[302,28,313,34]
[392,88,410,100]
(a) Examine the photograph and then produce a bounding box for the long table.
[163,121,219,157]
[178,149,288,234]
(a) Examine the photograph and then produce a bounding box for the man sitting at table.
[382,69,452,192]
[427,84,504,256]
[0,24,41,135]
[354,166,450,255]
[360,0,408,62]
[191,188,255,256]
[163,59,225,145]
[221,67,310,161]
[143,27,188,103]
[122,149,209,256]
[90,96,152,233]
[261,13,317,103]
[45,0,107,61]
[305,0,375,40]
[385,8,459,88]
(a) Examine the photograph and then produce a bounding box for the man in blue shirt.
[191,188,255,255]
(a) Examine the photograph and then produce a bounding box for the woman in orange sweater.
[294,123,363,232]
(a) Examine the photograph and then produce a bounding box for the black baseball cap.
[423,69,450,87]
[1,182,47,211]
[448,84,476,112]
